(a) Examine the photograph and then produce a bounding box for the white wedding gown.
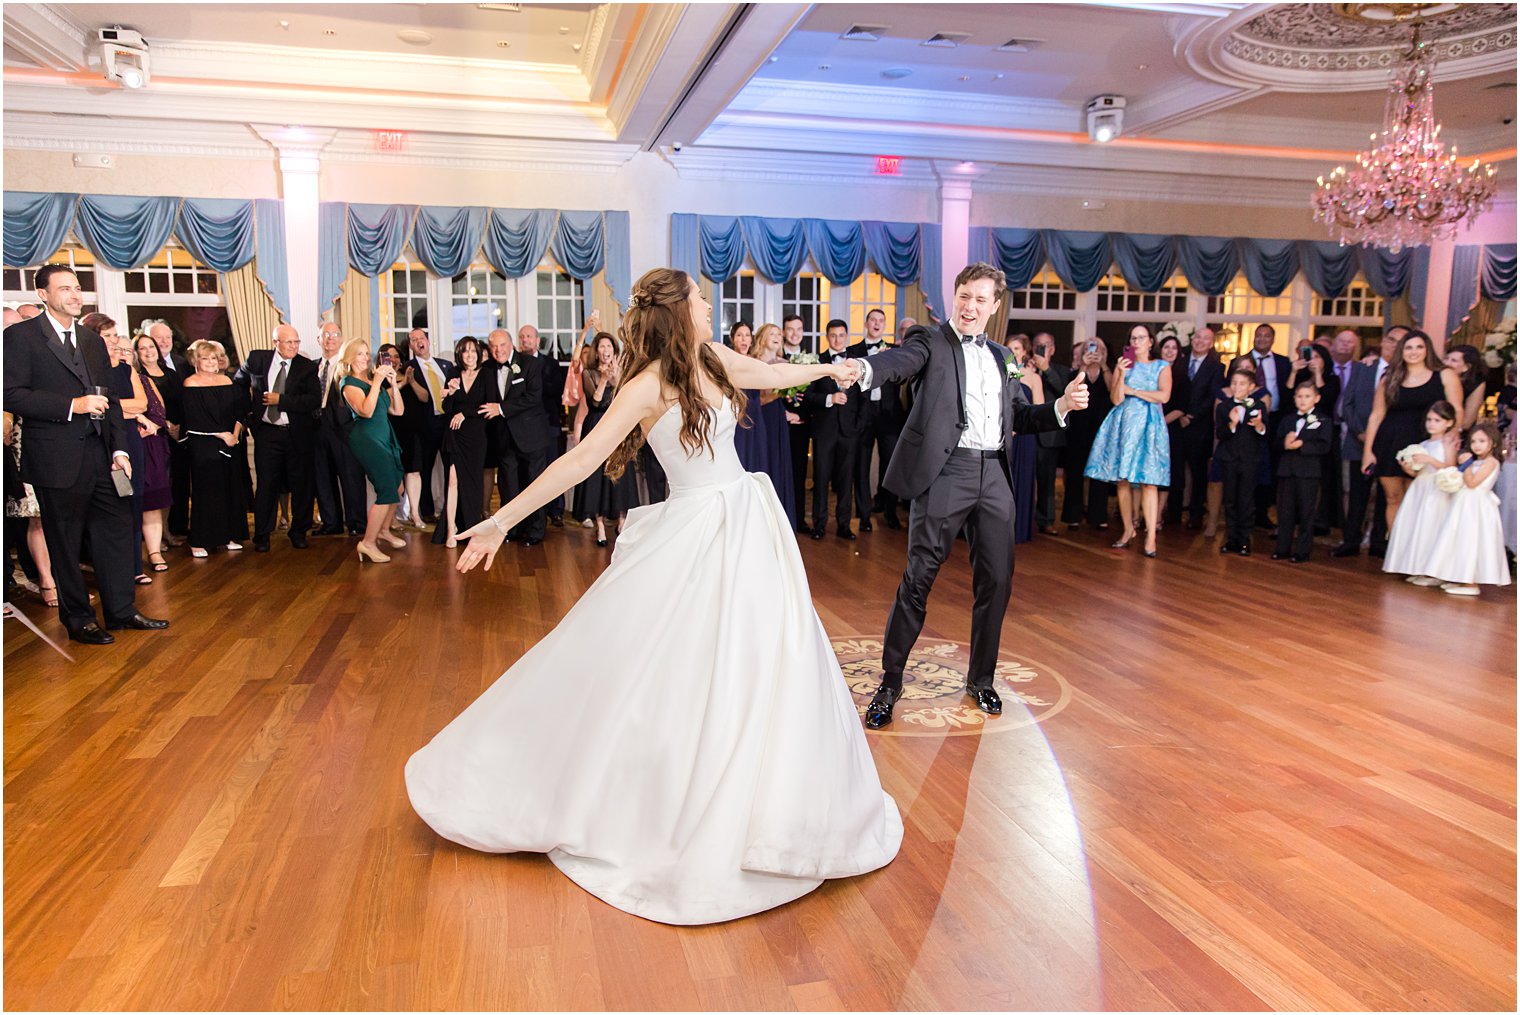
[405,396,902,925]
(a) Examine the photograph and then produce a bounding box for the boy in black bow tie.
[1215,368,1268,555]
[1273,380,1332,562]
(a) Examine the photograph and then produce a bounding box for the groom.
[853,263,1090,728]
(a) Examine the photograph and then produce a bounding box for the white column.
[1423,238,1456,350]
[252,125,336,357]
[933,161,992,311]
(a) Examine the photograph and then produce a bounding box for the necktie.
[319,358,331,409]
[422,360,444,413]
[265,359,287,424]
[1188,357,1199,380]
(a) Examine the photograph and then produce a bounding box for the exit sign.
[374,130,407,152]
[875,155,902,176]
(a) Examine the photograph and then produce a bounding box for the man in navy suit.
[3,265,168,643]
[852,264,1089,727]
[1249,323,1293,528]
[1334,326,1402,557]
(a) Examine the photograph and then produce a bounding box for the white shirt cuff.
[857,360,874,390]
[112,450,130,460]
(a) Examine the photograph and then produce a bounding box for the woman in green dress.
[339,338,409,563]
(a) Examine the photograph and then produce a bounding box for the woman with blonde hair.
[181,339,249,557]
[408,268,902,926]
[337,338,408,562]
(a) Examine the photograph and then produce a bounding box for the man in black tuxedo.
[1250,323,1293,527]
[780,314,812,532]
[482,328,548,544]
[3,265,168,644]
[401,329,454,523]
[849,308,905,531]
[234,324,321,551]
[1167,326,1225,527]
[521,323,566,526]
[1030,332,1073,534]
[854,264,1089,727]
[804,319,864,541]
[1334,327,1401,557]
[311,322,367,536]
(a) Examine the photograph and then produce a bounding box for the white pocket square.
[511,378,525,385]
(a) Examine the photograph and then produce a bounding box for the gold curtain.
[332,266,372,346]
[1452,297,1506,349]
[222,259,282,363]
[588,270,622,345]
[900,285,930,334]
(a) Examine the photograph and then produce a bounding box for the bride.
[405,268,903,926]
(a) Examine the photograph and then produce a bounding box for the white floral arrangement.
[780,352,819,401]
[1157,320,1196,344]
[1395,444,1426,471]
[1435,466,1464,493]
[1483,317,1516,369]
[1006,359,1024,381]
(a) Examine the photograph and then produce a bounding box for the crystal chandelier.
[1312,20,1498,252]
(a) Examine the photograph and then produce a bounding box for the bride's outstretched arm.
[456,371,664,572]
[708,342,858,389]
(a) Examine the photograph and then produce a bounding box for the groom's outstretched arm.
[855,325,933,390]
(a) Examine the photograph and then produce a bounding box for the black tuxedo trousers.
[881,452,1016,692]
[39,435,136,629]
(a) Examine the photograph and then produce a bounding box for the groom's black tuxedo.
[859,322,1067,695]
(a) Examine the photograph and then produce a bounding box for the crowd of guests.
[7,260,1516,648]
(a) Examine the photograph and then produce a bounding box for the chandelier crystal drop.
[1312,21,1498,252]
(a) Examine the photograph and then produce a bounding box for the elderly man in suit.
[401,329,454,523]
[234,324,321,551]
[1334,326,1403,557]
[851,263,1089,727]
[2,265,169,643]
[482,328,549,545]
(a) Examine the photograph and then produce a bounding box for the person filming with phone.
[1060,336,1115,531]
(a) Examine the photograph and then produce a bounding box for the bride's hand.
[456,517,506,573]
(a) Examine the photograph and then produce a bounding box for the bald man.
[233,324,321,549]
[3,308,23,329]
[15,304,40,321]
[482,328,548,543]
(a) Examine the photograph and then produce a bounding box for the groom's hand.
[1054,371,1090,417]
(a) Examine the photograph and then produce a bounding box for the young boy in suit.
[1273,380,1332,562]
[1215,368,1269,555]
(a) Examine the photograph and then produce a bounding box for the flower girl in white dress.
[1423,422,1512,597]
[405,268,902,925]
[1382,401,1460,585]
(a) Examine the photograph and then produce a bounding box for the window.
[1006,269,1077,314]
[719,271,758,342]
[3,243,99,317]
[1315,279,1385,320]
[535,265,583,360]
[381,261,430,348]
[450,264,510,342]
[1206,272,1302,360]
[846,272,895,337]
[122,244,218,296]
[1095,271,1188,317]
[781,272,831,353]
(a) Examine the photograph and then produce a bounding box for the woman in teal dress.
[339,338,410,563]
[1085,324,1172,557]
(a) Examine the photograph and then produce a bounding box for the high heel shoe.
[379,531,407,549]
[356,543,391,563]
[1142,541,1158,559]
[1111,529,1136,550]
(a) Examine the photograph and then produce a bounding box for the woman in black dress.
[180,339,249,557]
[572,333,637,546]
[133,334,176,572]
[434,336,489,547]
[1443,343,1487,431]
[1363,329,1466,537]
[1060,337,1114,530]
[1003,334,1041,544]
[1157,334,1185,527]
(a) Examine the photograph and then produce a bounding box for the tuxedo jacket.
[1172,355,1225,438]
[3,315,131,488]
[233,350,321,437]
[1339,360,1383,461]
[536,352,566,429]
[484,354,548,453]
[1214,399,1268,464]
[1275,413,1332,478]
[804,347,866,444]
[859,322,1062,501]
[846,340,906,425]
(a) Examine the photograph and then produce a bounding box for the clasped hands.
[829,358,863,387]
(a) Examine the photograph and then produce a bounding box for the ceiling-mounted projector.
[99,26,151,89]
[1086,94,1126,143]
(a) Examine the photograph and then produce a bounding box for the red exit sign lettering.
[875,155,902,176]
[374,130,407,152]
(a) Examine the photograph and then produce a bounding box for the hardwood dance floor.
[4,515,1515,1011]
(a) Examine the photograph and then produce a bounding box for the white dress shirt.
[265,355,291,426]
[960,339,1004,451]
[46,310,129,461]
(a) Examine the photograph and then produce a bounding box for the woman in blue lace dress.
[1085,324,1172,557]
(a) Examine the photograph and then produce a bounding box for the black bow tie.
[865,339,882,348]
[960,334,986,348]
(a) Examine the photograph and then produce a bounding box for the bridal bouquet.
[1483,317,1515,369]
[780,352,819,401]
[1435,466,1464,493]
[1395,444,1426,471]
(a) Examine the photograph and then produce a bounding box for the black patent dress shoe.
[1331,542,1360,558]
[1368,543,1387,559]
[882,514,901,530]
[550,515,564,527]
[289,535,309,549]
[68,623,115,645]
[105,612,170,631]
[253,539,271,553]
[864,685,902,729]
[836,527,856,541]
[1270,551,1289,560]
[967,686,1002,714]
[1291,553,1310,563]
[524,537,543,547]
[1237,545,1252,556]
[860,519,873,533]
[1039,525,1059,535]
[314,524,344,536]
[810,528,825,540]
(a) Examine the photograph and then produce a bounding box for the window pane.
[172,272,194,294]
[149,273,170,294]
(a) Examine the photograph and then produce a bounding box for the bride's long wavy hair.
[604,268,745,481]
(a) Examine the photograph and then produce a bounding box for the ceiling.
[2,2,1515,205]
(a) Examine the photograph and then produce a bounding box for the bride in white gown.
[405,268,903,925]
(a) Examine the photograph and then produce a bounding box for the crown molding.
[2,2,88,72]
[730,76,1079,134]
[3,112,275,159]
[973,162,1312,208]
[662,145,937,187]
[320,132,639,174]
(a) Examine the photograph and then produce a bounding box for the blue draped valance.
[319,203,630,320]
[675,213,936,295]
[976,227,1429,301]
[4,191,291,320]
[1481,243,1517,302]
